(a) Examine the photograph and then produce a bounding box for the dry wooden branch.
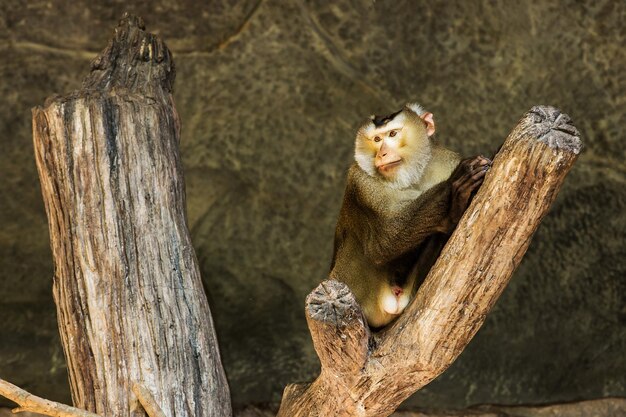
[32,14,231,417]
[277,106,582,417]
[0,378,102,417]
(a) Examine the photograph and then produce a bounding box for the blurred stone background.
[0,0,624,411]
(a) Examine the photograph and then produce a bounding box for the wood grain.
[32,14,231,417]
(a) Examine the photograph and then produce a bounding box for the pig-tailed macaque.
[330,103,491,328]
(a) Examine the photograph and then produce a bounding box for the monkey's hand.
[449,155,491,225]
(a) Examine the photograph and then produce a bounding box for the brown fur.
[330,105,488,328]
[331,145,460,328]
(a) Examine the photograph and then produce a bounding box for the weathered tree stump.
[30,14,231,417]
[277,106,582,417]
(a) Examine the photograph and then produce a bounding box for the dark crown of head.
[371,109,402,128]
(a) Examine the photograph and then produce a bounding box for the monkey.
[329,103,491,328]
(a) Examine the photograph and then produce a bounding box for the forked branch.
[277,106,582,417]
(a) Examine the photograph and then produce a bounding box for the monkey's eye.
[389,130,397,137]
[374,136,382,142]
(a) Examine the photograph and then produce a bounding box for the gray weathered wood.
[32,14,232,417]
[277,106,582,417]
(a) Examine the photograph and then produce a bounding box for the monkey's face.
[355,106,435,189]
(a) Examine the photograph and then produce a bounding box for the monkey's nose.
[392,286,403,297]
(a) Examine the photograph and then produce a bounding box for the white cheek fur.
[355,145,432,190]
[354,139,377,177]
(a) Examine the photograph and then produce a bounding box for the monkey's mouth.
[376,160,402,172]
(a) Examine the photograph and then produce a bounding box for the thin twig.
[0,378,102,417]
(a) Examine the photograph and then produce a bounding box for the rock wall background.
[0,0,624,410]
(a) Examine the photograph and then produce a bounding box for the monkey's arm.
[364,181,454,264]
[354,157,490,265]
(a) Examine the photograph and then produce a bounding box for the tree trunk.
[277,106,582,417]
[31,14,231,417]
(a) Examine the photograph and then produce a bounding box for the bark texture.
[31,14,231,417]
[278,106,582,417]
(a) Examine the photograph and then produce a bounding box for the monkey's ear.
[421,112,435,136]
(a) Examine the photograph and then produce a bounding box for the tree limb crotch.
[277,105,582,417]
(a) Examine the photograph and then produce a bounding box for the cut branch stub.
[83,13,175,97]
[277,105,582,417]
[32,14,230,417]
[306,280,370,376]
[526,106,581,153]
